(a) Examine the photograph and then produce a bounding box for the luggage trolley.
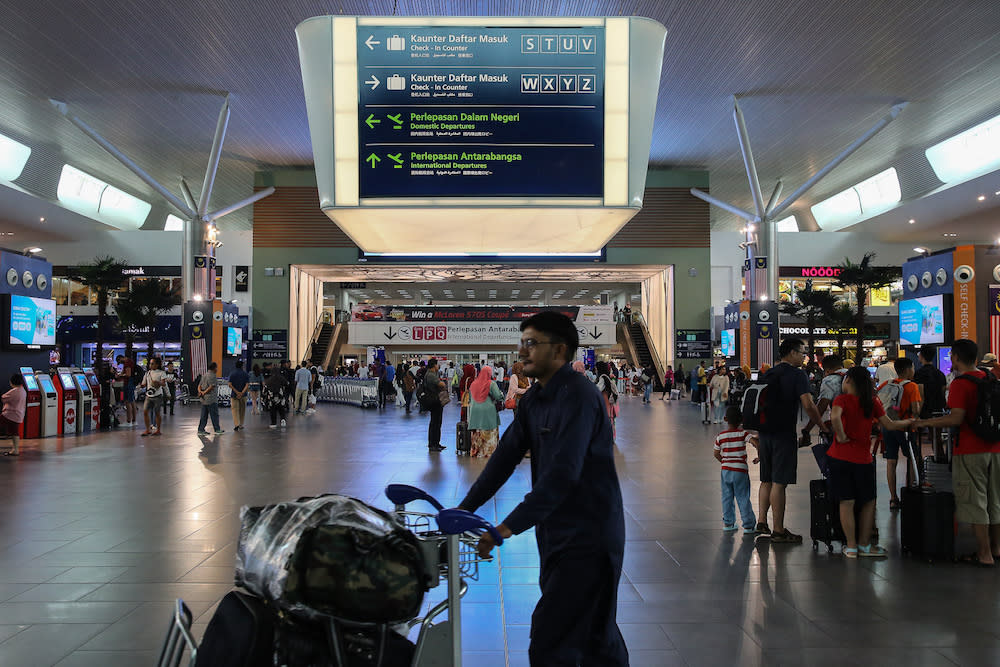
[158,484,500,667]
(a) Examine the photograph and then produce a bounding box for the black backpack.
[954,373,1000,443]
[741,365,785,432]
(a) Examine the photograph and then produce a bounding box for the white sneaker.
[280,419,287,427]
[269,424,277,429]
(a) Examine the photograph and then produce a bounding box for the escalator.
[308,323,335,366]
[618,318,664,391]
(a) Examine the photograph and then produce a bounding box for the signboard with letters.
[357,26,605,198]
[251,329,288,360]
[675,329,712,359]
[234,266,249,292]
[350,321,614,346]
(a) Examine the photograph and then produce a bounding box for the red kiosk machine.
[18,366,41,439]
[53,369,78,435]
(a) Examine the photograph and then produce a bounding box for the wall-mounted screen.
[226,327,243,356]
[899,294,947,346]
[8,295,56,347]
[938,346,952,376]
[721,329,736,358]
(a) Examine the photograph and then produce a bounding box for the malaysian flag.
[990,285,1000,357]
[757,323,775,367]
[743,257,769,298]
[189,338,207,383]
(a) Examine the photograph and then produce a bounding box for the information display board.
[357,26,604,198]
[720,329,736,358]
[899,295,947,346]
[251,329,288,360]
[675,329,712,359]
[8,295,56,347]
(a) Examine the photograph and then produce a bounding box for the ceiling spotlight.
[24,246,42,254]
[39,217,45,222]
[759,294,768,301]
[942,233,958,237]
[913,246,930,255]
[979,195,987,201]
[908,219,915,224]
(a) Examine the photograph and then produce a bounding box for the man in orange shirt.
[876,357,921,510]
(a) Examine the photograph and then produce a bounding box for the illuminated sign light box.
[296,16,666,254]
[7,295,57,348]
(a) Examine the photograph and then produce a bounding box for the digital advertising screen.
[8,295,56,347]
[720,329,736,358]
[226,327,243,356]
[938,346,952,376]
[899,295,946,346]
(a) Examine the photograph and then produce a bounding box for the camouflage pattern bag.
[236,495,429,623]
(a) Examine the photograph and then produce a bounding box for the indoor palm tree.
[69,256,128,370]
[836,253,900,362]
[779,280,839,362]
[121,279,183,362]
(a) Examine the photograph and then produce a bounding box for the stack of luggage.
[194,495,433,666]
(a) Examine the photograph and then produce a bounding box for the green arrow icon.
[366,154,381,168]
[388,153,404,168]
[365,113,381,129]
[387,113,403,129]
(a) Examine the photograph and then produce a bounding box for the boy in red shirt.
[714,406,758,534]
[875,358,922,510]
[829,367,912,557]
[915,339,1000,566]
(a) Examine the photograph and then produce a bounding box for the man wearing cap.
[981,353,1000,380]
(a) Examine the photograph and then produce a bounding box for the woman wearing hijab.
[596,361,619,439]
[467,366,504,458]
[262,367,290,428]
[505,361,531,413]
[458,363,477,422]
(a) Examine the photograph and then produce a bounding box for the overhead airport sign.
[350,304,613,323]
[357,26,604,198]
[350,321,615,346]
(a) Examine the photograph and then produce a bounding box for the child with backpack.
[714,405,759,534]
[875,358,922,510]
[829,366,913,558]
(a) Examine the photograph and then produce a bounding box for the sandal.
[889,499,901,511]
[858,544,888,558]
[3,450,19,456]
[958,552,995,567]
[842,546,858,558]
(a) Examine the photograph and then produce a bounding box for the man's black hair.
[426,357,438,368]
[779,337,804,358]
[952,339,978,366]
[821,354,843,371]
[520,311,579,362]
[918,346,935,362]
[10,373,23,386]
[893,357,913,374]
[235,360,244,369]
[725,405,742,426]
[208,361,218,371]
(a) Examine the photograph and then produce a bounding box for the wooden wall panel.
[252,187,355,248]
[607,187,710,248]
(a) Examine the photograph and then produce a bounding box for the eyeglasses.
[519,338,555,350]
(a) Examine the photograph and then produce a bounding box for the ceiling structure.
[1,1,1000,246]
[328,281,643,305]
[299,263,666,283]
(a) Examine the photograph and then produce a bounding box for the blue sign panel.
[357,26,605,198]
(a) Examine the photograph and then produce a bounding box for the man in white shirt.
[875,358,898,384]
[294,363,313,414]
[140,357,167,436]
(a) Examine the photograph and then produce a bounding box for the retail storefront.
[778,265,902,308]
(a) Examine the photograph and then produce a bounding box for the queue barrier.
[318,376,379,408]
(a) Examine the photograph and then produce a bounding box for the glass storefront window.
[69,280,89,306]
[52,277,70,306]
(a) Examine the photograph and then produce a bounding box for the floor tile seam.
[34,621,111,665]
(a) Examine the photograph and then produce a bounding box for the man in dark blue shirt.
[459,312,627,666]
[227,360,250,432]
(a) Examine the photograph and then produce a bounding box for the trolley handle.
[385,484,445,512]
[436,509,504,546]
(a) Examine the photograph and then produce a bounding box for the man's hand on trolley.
[477,523,513,559]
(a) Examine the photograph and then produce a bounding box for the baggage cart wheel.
[827,542,834,553]
[812,540,818,551]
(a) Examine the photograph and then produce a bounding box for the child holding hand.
[714,405,758,534]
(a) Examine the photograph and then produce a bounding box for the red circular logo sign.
[66,407,76,424]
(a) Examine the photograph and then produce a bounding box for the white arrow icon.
[365,35,381,50]
[236,271,247,282]
[366,75,380,90]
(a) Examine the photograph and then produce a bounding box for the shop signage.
[350,320,615,346]
[357,25,604,198]
[778,323,891,338]
[235,266,249,292]
[350,304,612,323]
[779,266,843,278]
[340,282,367,289]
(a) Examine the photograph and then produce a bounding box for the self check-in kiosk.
[72,371,93,433]
[18,367,41,439]
[35,372,59,437]
[53,369,78,435]
[83,368,101,428]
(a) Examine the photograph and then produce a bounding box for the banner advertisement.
[9,295,56,346]
[350,304,612,323]
[350,321,615,346]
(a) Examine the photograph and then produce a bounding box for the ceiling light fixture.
[23,246,42,254]
[39,217,45,222]
[908,219,915,224]
[979,195,987,201]
[913,246,930,255]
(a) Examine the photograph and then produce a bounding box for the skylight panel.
[57,164,106,213]
[926,114,1000,183]
[854,167,901,214]
[164,214,184,231]
[0,133,31,181]
[774,216,798,232]
[99,185,151,230]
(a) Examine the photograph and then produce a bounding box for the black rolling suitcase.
[900,445,955,562]
[810,478,846,552]
[196,590,275,667]
[456,421,471,455]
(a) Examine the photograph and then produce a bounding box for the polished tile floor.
[1,391,999,666]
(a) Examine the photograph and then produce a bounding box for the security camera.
[954,265,975,284]
[906,275,918,292]
[921,271,933,289]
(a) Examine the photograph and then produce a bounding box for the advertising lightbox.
[721,329,736,358]
[7,295,56,347]
[899,295,947,346]
[226,327,243,356]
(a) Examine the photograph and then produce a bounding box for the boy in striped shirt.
[714,405,758,534]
